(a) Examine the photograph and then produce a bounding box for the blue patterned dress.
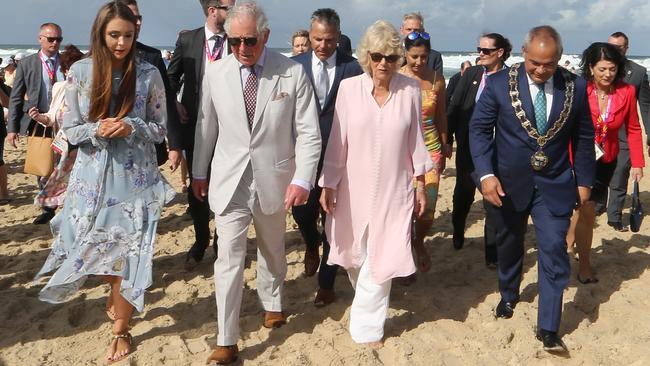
[35,58,175,312]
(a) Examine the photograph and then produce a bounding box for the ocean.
[3,45,650,81]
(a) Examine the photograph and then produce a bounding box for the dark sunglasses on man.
[406,31,430,41]
[368,52,400,63]
[477,47,498,55]
[228,37,258,47]
[41,36,63,44]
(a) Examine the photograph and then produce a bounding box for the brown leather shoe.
[314,288,336,307]
[206,345,238,365]
[263,311,286,328]
[304,249,320,277]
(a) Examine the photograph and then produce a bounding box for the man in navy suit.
[291,8,362,306]
[469,25,595,352]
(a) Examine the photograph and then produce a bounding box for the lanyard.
[594,90,612,146]
[205,36,224,63]
[40,52,57,86]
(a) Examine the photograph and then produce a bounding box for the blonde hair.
[357,20,404,76]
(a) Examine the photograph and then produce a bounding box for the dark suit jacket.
[469,64,595,216]
[8,53,52,135]
[167,27,207,150]
[136,41,181,150]
[618,60,650,145]
[291,50,363,148]
[447,65,484,156]
[446,71,461,109]
[427,49,443,74]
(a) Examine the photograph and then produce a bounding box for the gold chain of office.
[507,63,575,170]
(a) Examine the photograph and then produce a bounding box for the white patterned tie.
[316,60,329,108]
[243,67,258,129]
[534,83,548,135]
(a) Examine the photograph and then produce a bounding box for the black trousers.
[291,184,338,290]
[452,151,497,262]
[185,146,212,250]
[605,147,631,224]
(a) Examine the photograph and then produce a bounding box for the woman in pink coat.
[319,20,433,348]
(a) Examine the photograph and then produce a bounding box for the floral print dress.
[35,58,175,312]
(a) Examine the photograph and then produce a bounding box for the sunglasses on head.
[406,31,430,41]
[477,47,498,55]
[368,52,400,63]
[41,36,63,43]
[228,36,258,47]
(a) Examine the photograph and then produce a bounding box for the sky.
[2,0,650,55]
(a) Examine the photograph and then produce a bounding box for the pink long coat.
[319,73,434,284]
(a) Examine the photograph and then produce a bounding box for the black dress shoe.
[452,232,464,250]
[607,221,628,232]
[33,210,56,225]
[494,299,515,319]
[184,242,208,270]
[536,329,567,353]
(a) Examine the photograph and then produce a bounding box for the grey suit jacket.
[620,60,650,145]
[193,50,321,215]
[7,53,49,134]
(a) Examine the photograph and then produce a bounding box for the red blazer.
[587,81,645,167]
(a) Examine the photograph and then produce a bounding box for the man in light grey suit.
[192,2,321,364]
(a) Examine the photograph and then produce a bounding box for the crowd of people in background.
[1,0,649,364]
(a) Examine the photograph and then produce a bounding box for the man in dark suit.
[168,0,235,267]
[291,8,362,306]
[448,32,512,264]
[119,0,180,167]
[6,22,64,224]
[399,12,443,73]
[596,32,650,230]
[469,26,595,352]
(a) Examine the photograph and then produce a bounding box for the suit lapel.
[549,69,566,126]
[467,68,483,102]
[193,30,205,91]
[517,64,536,128]
[252,52,280,131]
[33,55,43,107]
[222,56,249,134]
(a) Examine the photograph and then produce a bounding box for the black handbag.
[155,140,168,166]
[629,180,644,233]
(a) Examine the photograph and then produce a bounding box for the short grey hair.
[522,25,563,59]
[311,8,341,32]
[224,1,269,35]
[357,20,404,76]
[402,12,424,28]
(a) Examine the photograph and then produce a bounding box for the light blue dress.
[35,58,175,312]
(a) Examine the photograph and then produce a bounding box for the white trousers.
[213,165,287,345]
[346,228,392,343]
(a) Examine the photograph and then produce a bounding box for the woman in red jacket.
[567,42,644,284]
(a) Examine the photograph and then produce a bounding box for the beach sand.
[1,141,649,366]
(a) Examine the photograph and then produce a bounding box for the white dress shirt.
[311,50,337,95]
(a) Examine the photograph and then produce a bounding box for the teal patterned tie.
[534,83,548,134]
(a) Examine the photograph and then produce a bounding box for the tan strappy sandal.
[107,331,132,364]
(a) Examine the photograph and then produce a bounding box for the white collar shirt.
[526,73,553,119]
[310,50,337,95]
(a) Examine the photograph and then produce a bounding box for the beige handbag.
[24,127,55,177]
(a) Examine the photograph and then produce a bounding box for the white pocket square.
[272,92,289,101]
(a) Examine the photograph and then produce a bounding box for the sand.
[1,141,649,366]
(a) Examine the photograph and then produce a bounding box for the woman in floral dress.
[34,2,174,362]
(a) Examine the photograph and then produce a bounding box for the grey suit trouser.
[213,163,287,345]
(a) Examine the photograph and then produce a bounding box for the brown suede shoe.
[304,249,320,277]
[206,345,238,365]
[314,288,336,307]
[263,311,286,328]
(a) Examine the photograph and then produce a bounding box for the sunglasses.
[477,47,498,55]
[135,15,143,22]
[228,36,258,47]
[406,31,430,41]
[214,5,232,10]
[368,52,400,63]
[41,36,63,44]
